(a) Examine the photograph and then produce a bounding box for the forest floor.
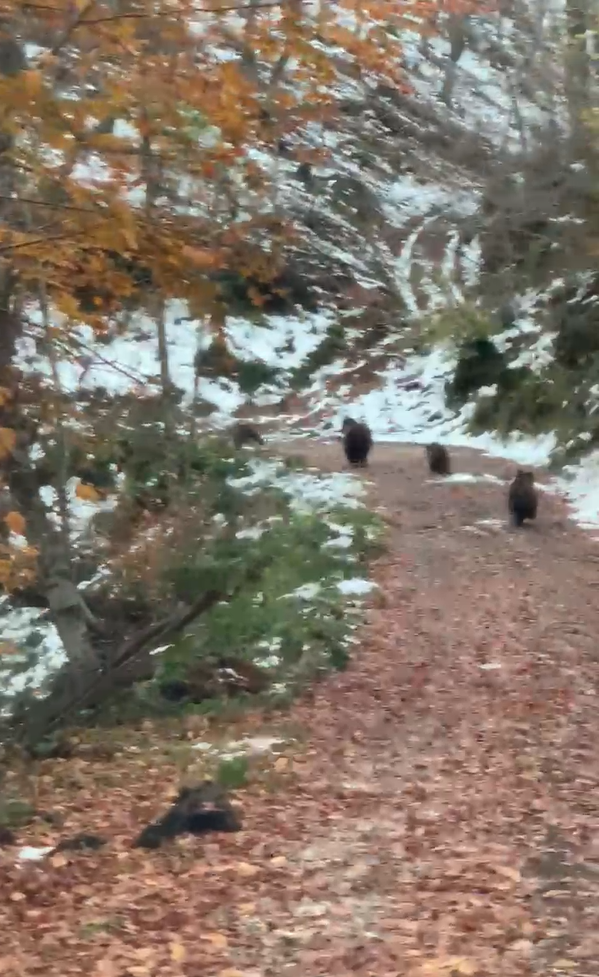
[2,443,599,977]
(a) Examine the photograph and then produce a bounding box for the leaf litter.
[2,443,599,976]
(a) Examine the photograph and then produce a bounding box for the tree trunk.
[565,0,593,152]
[441,15,468,108]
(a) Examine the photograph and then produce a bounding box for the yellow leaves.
[122,224,138,252]
[56,291,85,320]
[201,932,228,949]
[182,246,217,269]
[4,510,25,536]
[234,861,259,878]
[0,558,13,586]
[0,536,38,590]
[76,481,102,502]
[93,960,119,977]
[22,70,43,98]
[169,942,186,962]
[0,427,16,459]
[492,864,522,884]
[236,901,256,915]
[418,958,478,976]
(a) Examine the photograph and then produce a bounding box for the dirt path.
[3,442,599,977]
[258,441,599,977]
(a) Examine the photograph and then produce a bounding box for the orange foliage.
[0,0,458,324]
[75,482,103,503]
[0,428,16,459]
[0,0,476,594]
[4,511,26,536]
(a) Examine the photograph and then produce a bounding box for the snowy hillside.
[16,5,599,520]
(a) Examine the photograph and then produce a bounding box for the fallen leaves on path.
[2,445,599,977]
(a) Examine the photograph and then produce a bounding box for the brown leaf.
[169,942,186,962]
[493,865,521,883]
[94,961,119,977]
[201,933,228,949]
[237,902,256,914]
[76,481,102,502]
[235,861,259,878]
[0,427,16,459]
[4,511,25,535]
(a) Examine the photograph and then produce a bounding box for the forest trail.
[265,440,599,977]
[3,443,599,977]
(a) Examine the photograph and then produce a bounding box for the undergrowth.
[125,453,384,720]
[14,439,384,735]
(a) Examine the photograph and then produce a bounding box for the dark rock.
[132,782,241,849]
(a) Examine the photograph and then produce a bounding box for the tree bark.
[565,0,593,152]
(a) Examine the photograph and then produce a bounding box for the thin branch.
[204,1,284,10]
[0,228,93,254]
[0,193,96,214]
[79,12,148,24]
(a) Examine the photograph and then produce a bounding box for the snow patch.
[336,578,377,596]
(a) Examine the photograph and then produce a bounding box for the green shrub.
[216,755,250,789]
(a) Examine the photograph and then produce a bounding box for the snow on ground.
[0,604,65,701]
[0,454,369,701]
[428,473,506,486]
[555,453,599,533]
[17,846,55,863]
[336,578,377,596]
[193,734,287,759]
[15,302,334,412]
[227,458,366,512]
